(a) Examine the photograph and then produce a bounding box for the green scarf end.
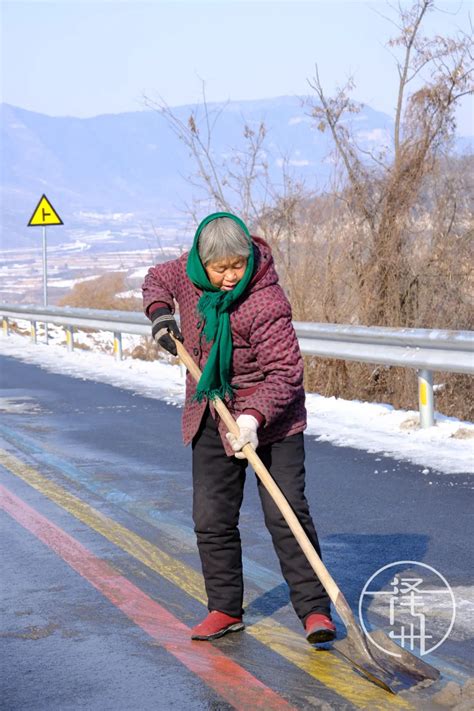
[192,383,235,404]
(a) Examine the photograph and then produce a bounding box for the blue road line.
[0,422,286,595]
[0,421,468,683]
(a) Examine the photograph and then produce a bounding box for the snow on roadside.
[49,275,103,288]
[0,326,185,408]
[0,328,472,475]
[305,395,473,476]
[116,289,142,299]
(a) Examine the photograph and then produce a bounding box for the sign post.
[42,226,48,307]
[28,194,63,343]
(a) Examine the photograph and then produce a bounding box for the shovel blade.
[332,621,440,694]
[333,634,398,694]
[367,629,440,685]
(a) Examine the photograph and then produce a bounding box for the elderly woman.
[142,212,335,644]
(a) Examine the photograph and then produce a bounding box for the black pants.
[191,406,331,624]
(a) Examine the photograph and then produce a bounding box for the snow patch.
[49,275,103,288]
[116,289,142,299]
[129,267,151,279]
[54,240,90,253]
[305,395,473,475]
[0,396,43,414]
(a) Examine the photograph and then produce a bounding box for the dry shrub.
[435,373,474,422]
[258,171,473,420]
[303,358,473,421]
[303,357,417,407]
[129,337,180,365]
[58,272,142,312]
[130,337,159,361]
[286,0,473,420]
[56,272,181,364]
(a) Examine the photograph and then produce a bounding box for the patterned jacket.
[142,235,307,456]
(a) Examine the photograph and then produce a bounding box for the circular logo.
[359,560,456,657]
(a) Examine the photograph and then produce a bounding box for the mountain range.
[1,97,472,250]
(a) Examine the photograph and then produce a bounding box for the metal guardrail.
[1,304,473,429]
[294,322,473,374]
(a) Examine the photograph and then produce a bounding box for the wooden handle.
[174,336,355,628]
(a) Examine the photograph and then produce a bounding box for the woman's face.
[205,255,248,291]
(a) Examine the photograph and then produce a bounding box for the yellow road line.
[0,449,411,710]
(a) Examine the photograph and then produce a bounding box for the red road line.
[1,483,296,711]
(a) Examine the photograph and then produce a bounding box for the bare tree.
[141,6,473,416]
[307,0,473,327]
[143,84,318,305]
[143,83,273,226]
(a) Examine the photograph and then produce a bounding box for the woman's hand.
[150,306,183,356]
[226,414,259,459]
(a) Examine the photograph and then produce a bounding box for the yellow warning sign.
[28,194,63,226]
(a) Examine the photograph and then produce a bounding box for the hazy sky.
[1,0,472,134]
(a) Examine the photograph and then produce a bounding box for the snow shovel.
[174,337,440,694]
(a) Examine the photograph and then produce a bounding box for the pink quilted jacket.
[142,235,307,456]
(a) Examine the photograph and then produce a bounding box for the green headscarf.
[186,212,255,402]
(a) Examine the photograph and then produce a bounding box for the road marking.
[0,482,295,711]
[0,448,411,709]
[0,422,282,591]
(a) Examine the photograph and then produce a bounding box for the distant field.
[0,241,185,306]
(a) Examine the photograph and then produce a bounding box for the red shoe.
[191,611,245,641]
[305,613,336,644]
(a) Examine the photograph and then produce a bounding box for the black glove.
[150,306,183,356]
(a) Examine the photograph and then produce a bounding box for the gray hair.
[198,217,250,265]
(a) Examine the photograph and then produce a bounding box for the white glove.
[226,414,259,460]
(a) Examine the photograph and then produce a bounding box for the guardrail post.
[418,369,435,428]
[113,331,123,361]
[2,317,9,336]
[65,325,74,352]
[31,320,37,344]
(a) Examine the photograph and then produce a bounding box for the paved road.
[1,355,472,710]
